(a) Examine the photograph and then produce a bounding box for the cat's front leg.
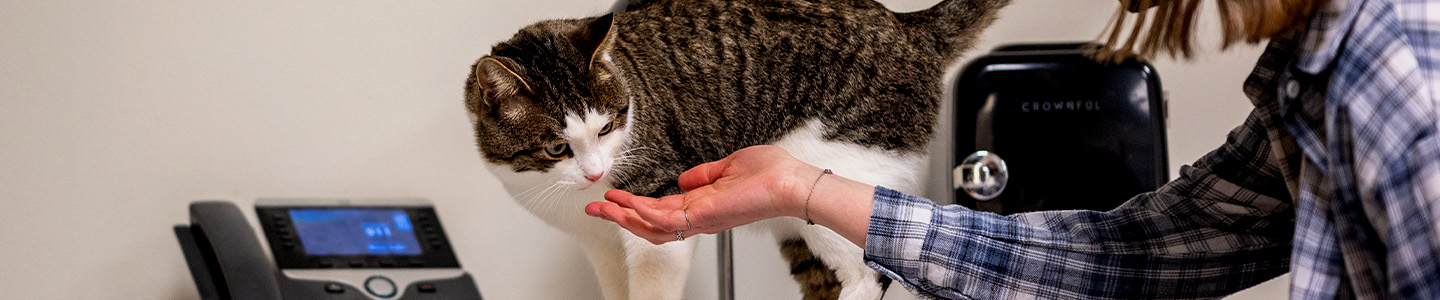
[621,229,699,300]
[580,229,630,300]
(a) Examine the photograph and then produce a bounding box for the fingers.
[585,201,686,245]
[602,190,688,232]
[678,159,728,192]
[633,195,689,232]
[604,189,638,208]
[596,188,734,244]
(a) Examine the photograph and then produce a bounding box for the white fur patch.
[563,107,631,189]
[487,103,635,228]
[757,119,927,300]
[773,119,927,194]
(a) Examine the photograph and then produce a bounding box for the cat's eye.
[598,121,615,136]
[544,143,570,158]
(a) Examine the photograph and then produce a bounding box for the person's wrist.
[804,172,876,245]
[776,162,823,219]
[807,172,877,228]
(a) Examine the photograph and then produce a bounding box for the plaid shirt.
[863,0,1440,299]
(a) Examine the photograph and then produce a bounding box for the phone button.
[364,276,397,298]
[323,282,345,294]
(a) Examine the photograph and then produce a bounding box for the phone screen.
[288,209,422,256]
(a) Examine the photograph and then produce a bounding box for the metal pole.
[717,230,734,300]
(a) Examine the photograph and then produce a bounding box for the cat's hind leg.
[622,230,699,300]
[769,118,931,299]
[799,224,885,300]
[765,219,886,300]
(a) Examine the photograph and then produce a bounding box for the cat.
[465,0,1008,299]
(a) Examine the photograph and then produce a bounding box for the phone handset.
[174,201,284,300]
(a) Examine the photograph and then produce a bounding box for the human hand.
[584,145,823,244]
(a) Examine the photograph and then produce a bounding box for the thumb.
[678,159,729,192]
[604,189,642,209]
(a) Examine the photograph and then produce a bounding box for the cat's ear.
[470,56,532,99]
[567,13,617,71]
[467,56,535,121]
[568,14,628,101]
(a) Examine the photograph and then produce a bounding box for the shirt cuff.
[863,186,944,299]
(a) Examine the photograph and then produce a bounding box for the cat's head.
[466,14,632,191]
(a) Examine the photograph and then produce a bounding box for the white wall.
[0,0,1283,299]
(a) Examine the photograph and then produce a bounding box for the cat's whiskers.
[519,181,564,211]
[512,174,562,201]
[609,159,643,168]
[616,148,660,163]
[633,155,662,165]
[609,156,652,185]
[535,179,579,214]
[616,146,657,156]
[515,172,569,212]
[614,147,660,167]
[612,152,660,186]
[607,163,639,184]
[532,188,566,214]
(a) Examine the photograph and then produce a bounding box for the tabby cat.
[465,0,1008,299]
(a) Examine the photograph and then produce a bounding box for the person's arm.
[587,145,877,244]
[864,110,1294,299]
[589,110,1294,299]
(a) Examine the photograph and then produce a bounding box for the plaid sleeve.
[865,110,1295,300]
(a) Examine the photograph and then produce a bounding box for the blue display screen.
[289,209,422,256]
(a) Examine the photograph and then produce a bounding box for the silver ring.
[684,209,693,231]
[676,230,685,241]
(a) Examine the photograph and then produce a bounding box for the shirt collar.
[1294,0,1364,74]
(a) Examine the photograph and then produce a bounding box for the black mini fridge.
[952,43,1169,215]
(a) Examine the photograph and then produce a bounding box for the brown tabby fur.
[467,0,1010,298]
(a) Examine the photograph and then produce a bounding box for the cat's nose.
[585,172,604,182]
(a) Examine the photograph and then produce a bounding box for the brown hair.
[1093,0,1327,62]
